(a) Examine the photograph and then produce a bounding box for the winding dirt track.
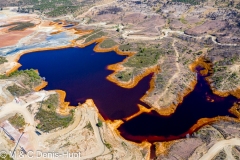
[199,138,240,160]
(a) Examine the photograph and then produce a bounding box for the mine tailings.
[18,44,239,143]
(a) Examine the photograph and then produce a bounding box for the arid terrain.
[1,0,240,159]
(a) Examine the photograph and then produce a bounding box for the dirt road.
[199,138,240,160]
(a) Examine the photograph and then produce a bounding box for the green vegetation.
[0,154,13,160]
[85,31,107,43]
[96,119,103,127]
[84,122,93,131]
[9,69,42,88]
[27,0,81,17]
[36,109,73,132]
[124,48,161,68]
[212,150,226,160]
[99,39,117,48]
[196,51,203,55]
[8,114,25,128]
[195,20,205,26]
[46,6,79,17]
[10,69,41,80]
[104,142,112,149]
[0,56,7,64]
[9,22,35,31]
[115,70,133,82]
[41,94,59,111]
[172,0,205,5]
[119,43,132,51]
[140,149,148,158]
[0,22,35,31]
[76,30,107,43]
[76,29,100,41]
[7,84,30,96]
[35,94,74,132]
[179,17,188,24]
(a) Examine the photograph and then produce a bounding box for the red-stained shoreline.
[7,26,240,160]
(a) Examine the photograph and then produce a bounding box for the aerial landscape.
[0,0,240,159]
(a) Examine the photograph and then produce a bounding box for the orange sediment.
[188,116,240,133]
[6,63,22,76]
[154,115,240,157]
[74,29,94,35]
[229,103,240,118]
[34,81,48,91]
[13,43,75,63]
[107,65,159,89]
[190,57,240,99]
[154,140,177,156]
[50,31,62,35]
[124,104,153,121]
[106,119,151,160]
[139,71,197,116]
[212,89,240,99]
[189,57,212,76]
[81,99,151,160]
[76,35,155,89]
[55,90,75,116]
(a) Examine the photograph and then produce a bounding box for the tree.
[96,119,103,127]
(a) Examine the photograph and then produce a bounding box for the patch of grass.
[104,142,112,149]
[179,17,188,24]
[32,0,81,17]
[212,149,226,160]
[96,119,103,127]
[8,114,25,129]
[46,6,79,17]
[115,70,133,82]
[124,48,162,68]
[140,149,148,158]
[0,154,13,160]
[9,69,42,88]
[0,22,22,27]
[99,39,117,48]
[10,69,41,81]
[41,94,59,111]
[7,84,30,96]
[0,56,7,64]
[84,122,93,131]
[35,94,74,132]
[1,22,35,31]
[119,43,132,51]
[9,22,35,31]
[172,0,205,5]
[85,31,107,43]
[195,20,205,26]
[76,29,100,41]
[36,109,74,132]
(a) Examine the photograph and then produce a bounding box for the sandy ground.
[199,138,240,160]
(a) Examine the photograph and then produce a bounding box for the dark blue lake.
[18,44,151,119]
[18,44,238,142]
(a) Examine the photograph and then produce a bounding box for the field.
[0,22,35,31]
[99,38,117,48]
[8,114,25,129]
[35,94,74,132]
